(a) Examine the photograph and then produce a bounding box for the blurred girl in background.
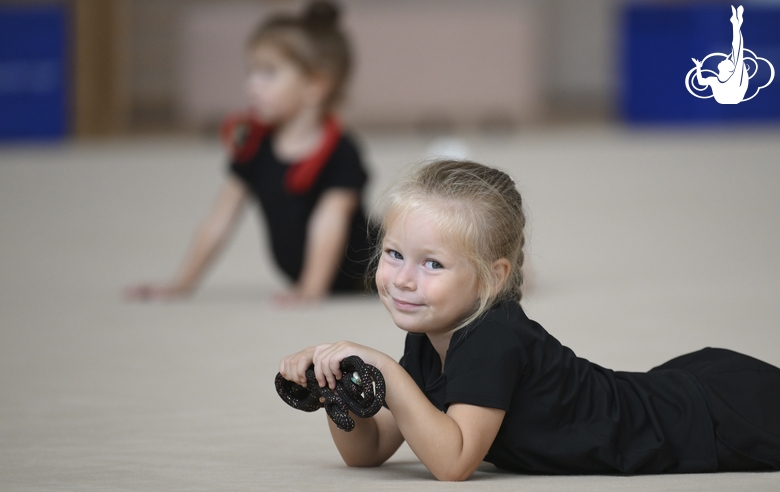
[127,1,375,306]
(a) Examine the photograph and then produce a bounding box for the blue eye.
[387,249,403,260]
[425,260,443,270]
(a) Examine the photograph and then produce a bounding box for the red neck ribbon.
[223,114,342,195]
[221,113,266,164]
[283,116,342,194]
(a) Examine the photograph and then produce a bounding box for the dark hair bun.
[303,1,340,29]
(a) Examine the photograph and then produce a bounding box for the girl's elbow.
[342,455,385,468]
[432,471,472,482]
[337,445,388,468]
[431,464,475,482]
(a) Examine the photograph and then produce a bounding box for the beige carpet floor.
[1,126,779,490]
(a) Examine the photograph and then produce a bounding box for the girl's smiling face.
[376,206,480,335]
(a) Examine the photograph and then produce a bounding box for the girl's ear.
[490,258,512,296]
[304,71,333,108]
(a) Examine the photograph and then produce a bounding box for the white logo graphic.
[685,5,774,104]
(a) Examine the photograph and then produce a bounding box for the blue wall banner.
[621,3,780,123]
[0,5,69,140]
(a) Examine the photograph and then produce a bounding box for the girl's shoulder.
[449,302,563,371]
[469,301,530,336]
[329,131,364,165]
[449,302,532,354]
[315,131,369,190]
[221,113,269,165]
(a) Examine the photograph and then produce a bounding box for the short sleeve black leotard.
[399,301,719,474]
[229,131,375,292]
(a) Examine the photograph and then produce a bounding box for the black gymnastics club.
[274,355,386,432]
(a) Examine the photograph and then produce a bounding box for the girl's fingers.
[327,356,343,387]
[312,357,329,389]
[279,347,316,386]
[273,290,320,309]
[305,344,331,388]
[123,285,150,300]
[279,357,294,381]
[312,342,351,389]
[296,354,312,385]
[312,345,332,388]
[282,343,388,392]
[125,284,185,302]
[286,342,377,390]
[311,345,330,388]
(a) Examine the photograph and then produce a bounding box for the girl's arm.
[372,359,505,481]
[327,406,405,467]
[125,177,248,300]
[275,188,359,305]
[280,344,405,466]
[280,342,506,481]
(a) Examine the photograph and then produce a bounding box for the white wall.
[178,0,544,128]
[129,0,626,128]
[544,0,621,103]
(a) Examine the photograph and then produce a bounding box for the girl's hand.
[692,58,702,67]
[279,342,392,390]
[279,345,322,387]
[123,282,191,301]
[272,288,323,308]
[311,341,392,390]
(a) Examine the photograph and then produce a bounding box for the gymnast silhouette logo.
[685,5,774,104]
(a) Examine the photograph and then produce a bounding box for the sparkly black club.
[275,355,386,432]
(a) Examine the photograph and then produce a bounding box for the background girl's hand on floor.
[123,282,191,301]
[272,288,323,308]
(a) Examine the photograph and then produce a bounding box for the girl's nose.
[393,263,416,291]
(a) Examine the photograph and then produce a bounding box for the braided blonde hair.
[375,160,526,330]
